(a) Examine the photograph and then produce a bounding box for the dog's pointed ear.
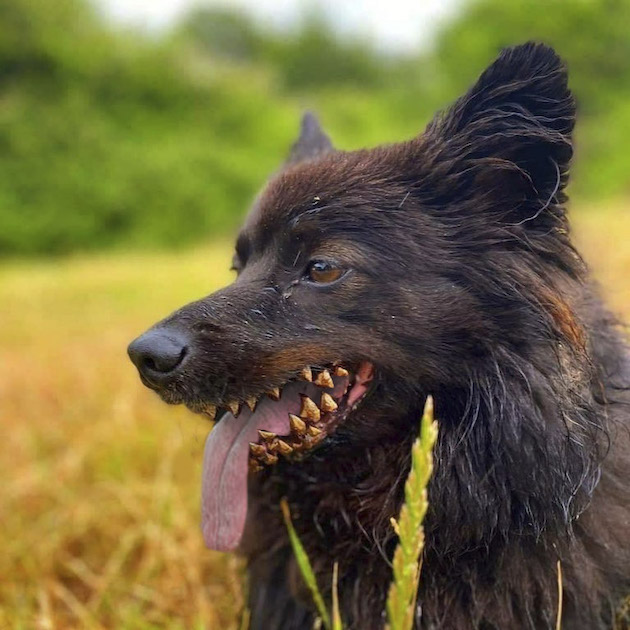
[286,112,334,165]
[422,43,575,216]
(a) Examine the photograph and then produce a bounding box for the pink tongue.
[200,388,300,551]
[200,373,355,551]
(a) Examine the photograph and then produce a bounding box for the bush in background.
[0,0,629,256]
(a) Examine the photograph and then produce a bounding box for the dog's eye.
[306,260,344,284]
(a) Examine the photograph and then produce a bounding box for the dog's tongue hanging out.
[200,364,373,551]
[200,389,298,551]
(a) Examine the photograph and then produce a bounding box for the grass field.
[1,203,630,629]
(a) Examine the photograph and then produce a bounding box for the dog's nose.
[127,328,189,383]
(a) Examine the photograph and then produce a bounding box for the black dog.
[128,43,630,629]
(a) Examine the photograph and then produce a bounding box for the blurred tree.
[434,0,630,111]
[177,7,266,62]
[0,0,629,256]
[267,11,386,90]
[178,7,387,90]
[0,0,296,255]
[432,0,630,195]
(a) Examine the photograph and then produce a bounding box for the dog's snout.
[127,328,189,383]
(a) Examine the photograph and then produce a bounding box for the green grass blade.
[556,560,563,630]
[280,498,331,630]
[332,561,343,630]
[386,396,438,630]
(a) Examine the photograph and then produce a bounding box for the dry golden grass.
[1,203,629,629]
[0,241,243,629]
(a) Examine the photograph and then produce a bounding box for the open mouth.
[200,361,374,551]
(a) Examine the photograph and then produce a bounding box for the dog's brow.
[288,203,334,229]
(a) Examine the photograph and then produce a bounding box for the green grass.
[0,202,629,628]
[281,498,331,629]
[0,242,241,629]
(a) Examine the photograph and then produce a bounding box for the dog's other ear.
[286,112,334,165]
[422,42,575,217]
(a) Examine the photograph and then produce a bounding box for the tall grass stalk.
[280,498,331,630]
[385,396,438,630]
[615,595,630,629]
[332,562,343,630]
[556,560,563,630]
[281,396,438,630]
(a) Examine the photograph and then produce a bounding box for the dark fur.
[135,44,630,628]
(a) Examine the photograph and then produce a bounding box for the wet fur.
[149,44,630,628]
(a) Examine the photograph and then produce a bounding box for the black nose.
[127,328,189,383]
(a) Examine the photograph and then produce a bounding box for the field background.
[1,0,630,628]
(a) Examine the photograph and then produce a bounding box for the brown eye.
[306,260,344,284]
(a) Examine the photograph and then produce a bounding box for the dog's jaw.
[200,361,374,551]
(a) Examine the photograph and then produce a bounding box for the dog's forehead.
[248,156,354,229]
[243,147,401,247]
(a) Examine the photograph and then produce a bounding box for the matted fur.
[134,43,630,629]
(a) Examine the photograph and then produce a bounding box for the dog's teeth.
[314,369,334,388]
[263,453,278,466]
[307,425,322,437]
[249,442,266,458]
[299,366,313,382]
[248,461,264,474]
[259,430,276,442]
[320,392,338,412]
[334,366,349,378]
[227,401,240,416]
[276,439,293,456]
[205,404,217,421]
[289,413,307,436]
[299,395,321,422]
[246,396,257,412]
[267,387,281,401]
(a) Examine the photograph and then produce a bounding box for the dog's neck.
[428,345,603,553]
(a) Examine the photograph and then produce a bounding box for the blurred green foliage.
[0,0,629,256]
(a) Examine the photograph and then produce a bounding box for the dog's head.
[128,43,578,551]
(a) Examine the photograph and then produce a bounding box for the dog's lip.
[139,371,183,404]
[189,362,367,423]
[198,360,374,472]
[139,371,162,390]
[145,361,375,434]
[186,361,353,421]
